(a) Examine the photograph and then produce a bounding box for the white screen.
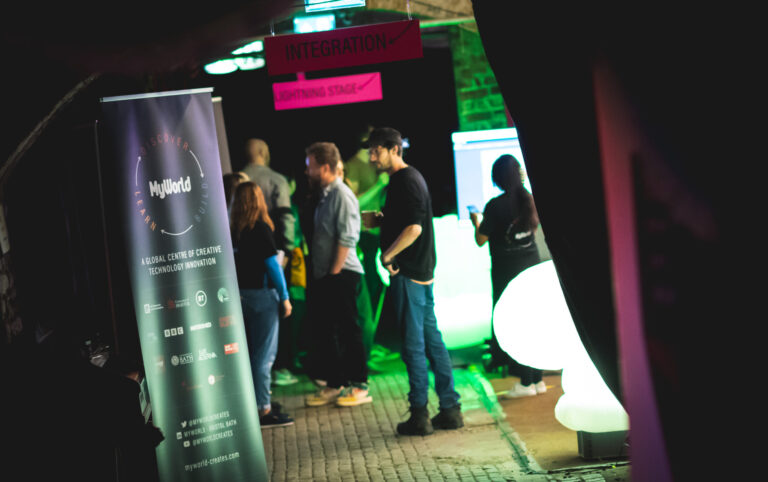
[452,128,531,220]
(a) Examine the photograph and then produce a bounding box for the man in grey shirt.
[304,141,371,408]
[242,138,295,261]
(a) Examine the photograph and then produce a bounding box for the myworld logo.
[132,131,209,236]
[149,176,192,199]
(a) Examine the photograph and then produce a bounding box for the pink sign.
[265,20,422,76]
[272,72,382,111]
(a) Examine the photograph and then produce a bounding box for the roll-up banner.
[100,89,268,482]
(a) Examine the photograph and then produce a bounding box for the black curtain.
[472,2,758,480]
[471,1,620,400]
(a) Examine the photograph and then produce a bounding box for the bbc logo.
[164,327,184,338]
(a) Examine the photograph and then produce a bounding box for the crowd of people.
[228,127,542,434]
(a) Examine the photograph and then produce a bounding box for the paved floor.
[264,363,630,482]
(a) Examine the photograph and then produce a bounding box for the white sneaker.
[502,382,537,399]
[534,381,547,394]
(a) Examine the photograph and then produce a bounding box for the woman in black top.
[470,154,545,398]
[231,182,294,427]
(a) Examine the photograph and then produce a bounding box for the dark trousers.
[313,270,368,389]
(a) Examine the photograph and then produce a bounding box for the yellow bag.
[289,246,306,288]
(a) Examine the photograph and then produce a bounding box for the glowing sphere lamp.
[493,260,629,433]
[431,214,493,349]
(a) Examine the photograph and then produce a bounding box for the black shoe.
[431,404,464,430]
[271,401,283,414]
[396,405,434,436]
[260,410,294,428]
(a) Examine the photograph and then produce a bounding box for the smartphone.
[467,205,480,214]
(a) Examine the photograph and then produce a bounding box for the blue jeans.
[390,275,460,409]
[241,288,280,411]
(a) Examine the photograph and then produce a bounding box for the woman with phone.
[469,154,545,398]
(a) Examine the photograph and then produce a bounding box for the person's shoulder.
[486,194,508,209]
[336,177,356,195]
[268,168,290,188]
[399,167,428,192]
[330,178,356,200]
[391,165,421,182]
[253,220,273,232]
[243,221,270,237]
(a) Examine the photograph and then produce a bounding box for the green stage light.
[294,14,336,33]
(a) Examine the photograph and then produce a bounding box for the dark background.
[1,36,461,365]
[187,44,460,218]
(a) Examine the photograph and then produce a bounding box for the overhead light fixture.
[294,14,336,33]
[204,56,265,75]
[305,0,365,13]
[204,59,238,75]
[231,40,264,55]
[234,57,265,71]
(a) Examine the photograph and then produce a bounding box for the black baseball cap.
[363,127,403,150]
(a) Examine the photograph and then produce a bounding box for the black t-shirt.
[233,221,277,289]
[478,192,539,267]
[380,166,436,281]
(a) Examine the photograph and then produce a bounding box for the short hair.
[306,142,341,169]
[365,127,403,156]
[245,138,270,164]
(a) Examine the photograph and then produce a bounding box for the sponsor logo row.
[155,343,240,372]
[146,316,233,343]
[144,288,231,314]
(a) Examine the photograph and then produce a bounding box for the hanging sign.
[265,19,422,75]
[273,72,382,110]
[100,88,268,482]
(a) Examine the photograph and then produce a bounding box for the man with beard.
[363,127,462,435]
[303,141,371,408]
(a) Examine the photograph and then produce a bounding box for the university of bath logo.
[133,132,210,236]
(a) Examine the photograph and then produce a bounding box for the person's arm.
[329,187,360,275]
[265,254,292,318]
[470,212,489,247]
[274,176,296,257]
[381,224,422,275]
[329,245,350,275]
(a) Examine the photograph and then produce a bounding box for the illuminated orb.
[432,214,493,349]
[493,260,629,433]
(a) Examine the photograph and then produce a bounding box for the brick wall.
[449,26,510,131]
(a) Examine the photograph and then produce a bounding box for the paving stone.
[264,367,558,481]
